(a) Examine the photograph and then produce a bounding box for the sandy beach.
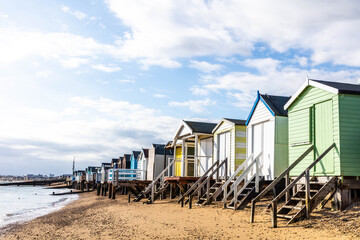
[0,192,357,240]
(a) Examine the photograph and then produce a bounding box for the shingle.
[184,121,217,134]
[223,118,246,125]
[312,79,360,95]
[260,94,291,116]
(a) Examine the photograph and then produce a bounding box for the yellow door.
[175,147,182,176]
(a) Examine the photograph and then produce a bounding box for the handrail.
[178,159,220,204]
[221,153,253,191]
[250,145,314,223]
[190,158,228,197]
[270,143,335,205]
[223,152,262,201]
[252,145,314,203]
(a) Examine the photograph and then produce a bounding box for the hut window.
[289,108,312,146]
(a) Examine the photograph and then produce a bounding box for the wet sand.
[0,193,354,239]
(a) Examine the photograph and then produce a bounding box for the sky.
[1,0,360,175]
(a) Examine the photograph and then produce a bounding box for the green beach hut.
[285,79,360,178]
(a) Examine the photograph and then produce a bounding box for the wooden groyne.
[0,178,66,186]
[51,189,93,195]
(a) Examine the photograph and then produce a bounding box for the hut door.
[175,147,182,176]
[199,138,213,176]
[314,100,334,174]
[218,131,231,176]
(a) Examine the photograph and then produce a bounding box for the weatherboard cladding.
[288,86,340,176]
[131,151,141,170]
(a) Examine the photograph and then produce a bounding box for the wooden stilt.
[108,183,112,199]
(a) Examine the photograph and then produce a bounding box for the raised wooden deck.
[165,176,200,184]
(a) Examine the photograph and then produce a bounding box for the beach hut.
[171,120,217,177]
[122,154,131,169]
[147,144,174,180]
[246,92,290,181]
[257,79,360,226]
[118,156,124,169]
[101,163,111,183]
[111,158,119,169]
[212,118,247,176]
[130,151,141,170]
[137,148,149,180]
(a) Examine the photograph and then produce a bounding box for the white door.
[218,131,231,176]
[199,138,213,175]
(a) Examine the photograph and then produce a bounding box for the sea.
[0,182,78,229]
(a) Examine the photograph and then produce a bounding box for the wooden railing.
[270,143,335,227]
[178,159,220,205]
[187,158,228,208]
[223,152,262,209]
[148,158,175,203]
[250,145,314,223]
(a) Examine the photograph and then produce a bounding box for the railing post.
[206,176,210,202]
[151,183,155,204]
[216,160,220,181]
[250,201,255,223]
[225,159,228,181]
[255,158,259,193]
[285,172,290,202]
[271,201,277,228]
[233,181,238,210]
[223,184,228,208]
[305,169,310,219]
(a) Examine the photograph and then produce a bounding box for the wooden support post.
[206,177,210,202]
[151,183,155,204]
[189,195,192,209]
[108,183,112,199]
[112,185,116,199]
[223,185,227,208]
[169,183,173,199]
[333,188,351,211]
[96,183,100,196]
[271,202,277,228]
[285,173,290,202]
[305,169,310,219]
[250,201,255,223]
[101,184,104,196]
[234,183,238,211]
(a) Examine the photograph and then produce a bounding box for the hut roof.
[132,151,141,159]
[142,148,149,158]
[183,120,217,134]
[212,118,246,133]
[285,79,360,109]
[123,154,131,161]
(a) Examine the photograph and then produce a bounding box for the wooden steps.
[226,176,264,210]
[274,176,337,225]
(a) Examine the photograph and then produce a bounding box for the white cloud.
[169,98,216,113]
[139,58,181,70]
[191,87,209,96]
[62,6,87,20]
[35,71,52,78]
[153,94,167,98]
[198,57,360,108]
[118,79,135,84]
[106,0,360,67]
[92,64,122,72]
[189,60,223,73]
[0,28,117,67]
[0,96,179,174]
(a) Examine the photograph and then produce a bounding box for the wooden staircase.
[249,143,337,227]
[196,179,226,205]
[273,176,337,225]
[226,176,265,210]
[178,158,228,208]
[134,159,175,203]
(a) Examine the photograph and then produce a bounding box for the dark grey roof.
[152,144,166,154]
[119,156,123,161]
[123,154,131,161]
[184,120,216,134]
[260,94,291,116]
[223,118,246,125]
[142,148,149,158]
[312,79,360,95]
[132,151,141,159]
[111,158,118,164]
